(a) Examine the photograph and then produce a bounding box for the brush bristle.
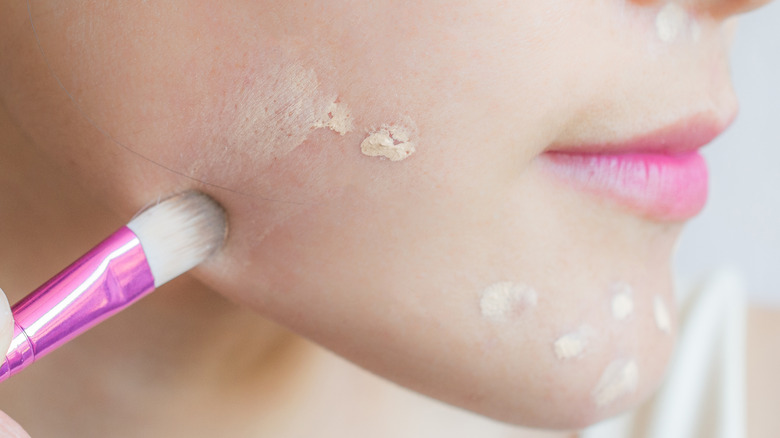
[126,192,227,287]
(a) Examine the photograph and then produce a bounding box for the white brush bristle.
[126,192,227,287]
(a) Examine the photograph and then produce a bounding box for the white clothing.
[582,269,747,438]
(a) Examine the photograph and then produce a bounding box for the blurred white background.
[674,2,780,305]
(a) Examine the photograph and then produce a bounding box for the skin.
[0,0,776,436]
[747,308,780,438]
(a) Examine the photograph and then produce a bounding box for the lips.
[537,115,733,221]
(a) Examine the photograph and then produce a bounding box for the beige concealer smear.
[610,283,634,321]
[479,282,538,323]
[361,124,416,161]
[653,295,672,334]
[226,62,353,162]
[554,325,594,360]
[655,3,692,43]
[592,359,639,408]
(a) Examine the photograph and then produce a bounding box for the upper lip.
[545,112,737,156]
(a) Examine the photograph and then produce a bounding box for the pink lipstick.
[538,116,732,221]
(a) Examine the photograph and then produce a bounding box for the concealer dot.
[592,359,639,408]
[655,3,692,43]
[610,282,634,321]
[653,295,672,334]
[554,325,594,360]
[479,282,538,323]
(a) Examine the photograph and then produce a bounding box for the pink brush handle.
[0,226,155,382]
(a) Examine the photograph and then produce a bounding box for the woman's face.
[1,0,770,429]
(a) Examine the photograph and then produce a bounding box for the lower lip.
[538,151,708,221]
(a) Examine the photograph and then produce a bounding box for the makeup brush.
[0,191,227,382]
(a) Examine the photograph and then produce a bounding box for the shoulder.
[747,306,780,438]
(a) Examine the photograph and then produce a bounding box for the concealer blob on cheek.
[360,123,417,162]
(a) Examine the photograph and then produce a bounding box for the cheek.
[196,157,679,427]
[25,2,360,200]
[24,0,570,209]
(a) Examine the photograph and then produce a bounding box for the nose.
[692,0,775,18]
[632,0,775,18]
